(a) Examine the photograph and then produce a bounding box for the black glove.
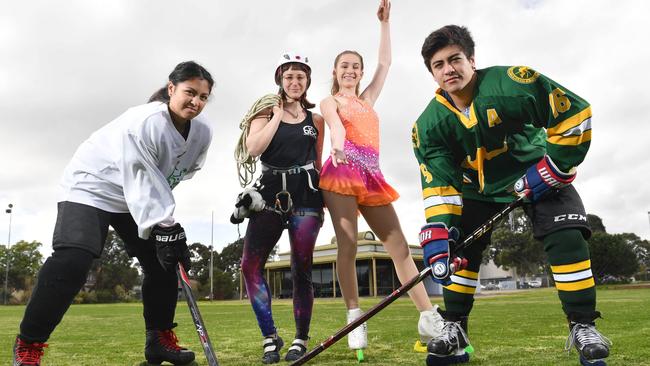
[151,223,191,272]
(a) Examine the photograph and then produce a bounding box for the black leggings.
[19,202,178,343]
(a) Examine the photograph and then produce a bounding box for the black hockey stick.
[290,196,524,366]
[177,263,220,366]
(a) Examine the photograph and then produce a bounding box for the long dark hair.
[148,61,214,103]
[275,63,315,109]
[331,50,364,96]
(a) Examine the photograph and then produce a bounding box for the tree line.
[1,213,648,304]
[487,210,649,285]
[0,231,248,304]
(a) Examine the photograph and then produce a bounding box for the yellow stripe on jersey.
[547,107,592,146]
[425,204,462,219]
[444,283,477,294]
[555,278,595,292]
[462,141,509,193]
[435,91,478,129]
[551,260,591,273]
[423,186,461,197]
[423,186,462,220]
[547,130,592,146]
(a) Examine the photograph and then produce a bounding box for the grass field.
[1,286,649,365]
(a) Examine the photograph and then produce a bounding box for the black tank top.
[257,110,323,209]
[261,110,318,167]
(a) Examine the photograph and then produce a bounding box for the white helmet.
[275,51,310,85]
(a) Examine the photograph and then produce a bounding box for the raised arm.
[245,104,284,157]
[320,96,347,167]
[360,0,391,106]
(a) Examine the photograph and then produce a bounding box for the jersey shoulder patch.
[507,66,540,84]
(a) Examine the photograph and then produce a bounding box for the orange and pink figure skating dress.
[319,93,399,206]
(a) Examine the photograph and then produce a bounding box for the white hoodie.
[60,102,212,239]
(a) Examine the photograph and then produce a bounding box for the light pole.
[209,211,214,301]
[4,203,13,305]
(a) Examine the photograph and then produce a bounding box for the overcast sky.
[2,0,649,258]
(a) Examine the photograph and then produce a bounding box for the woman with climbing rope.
[234,52,325,364]
[318,0,444,361]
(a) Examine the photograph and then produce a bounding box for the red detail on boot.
[14,337,48,365]
[159,329,183,352]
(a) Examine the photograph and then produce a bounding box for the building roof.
[264,231,424,269]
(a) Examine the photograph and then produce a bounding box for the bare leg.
[360,203,433,312]
[323,191,360,309]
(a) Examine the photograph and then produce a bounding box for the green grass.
[1,286,649,365]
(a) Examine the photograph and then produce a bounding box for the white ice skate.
[414,305,444,353]
[347,308,368,361]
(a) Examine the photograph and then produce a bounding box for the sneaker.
[565,322,611,363]
[145,327,195,365]
[13,336,47,366]
[346,308,368,350]
[261,334,284,364]
[284,338,308,361]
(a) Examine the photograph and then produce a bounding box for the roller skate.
[414,305,444,353]
[347,308,368,362]
[565,312,612,366]
[13,336,47,366]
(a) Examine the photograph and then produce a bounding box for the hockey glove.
[151,223,191,272]
[514,155,576,202]
[230,188,266,224]
[420,223,467,286]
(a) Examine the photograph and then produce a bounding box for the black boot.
[426,310,470,365]
[261,334,284,364]
[13,336,47,366]
[145,326,195,365]
[565,312,611,365]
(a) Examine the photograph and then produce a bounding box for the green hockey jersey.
[412,66,591,227]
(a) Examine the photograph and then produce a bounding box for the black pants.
[19,201,178,343]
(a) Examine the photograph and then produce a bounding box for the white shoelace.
[564,323,612,354]
[440,321,469,350]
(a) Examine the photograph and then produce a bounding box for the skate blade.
[426,352,470,366]
[356,348,365,362]
[414,340,428,353]
[580,355,607,366]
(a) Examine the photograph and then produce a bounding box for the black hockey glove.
[151,223,192,272]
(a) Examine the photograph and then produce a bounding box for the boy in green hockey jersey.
[412,25,611,366]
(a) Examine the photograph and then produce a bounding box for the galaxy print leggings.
[241,208,322,339]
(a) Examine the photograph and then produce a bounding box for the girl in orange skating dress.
[318,0,443,357]
[319,92,398,206]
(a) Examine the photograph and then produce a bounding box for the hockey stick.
[176,263,220,366]
[290,196,524,366]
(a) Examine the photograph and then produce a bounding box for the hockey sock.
[441,269,479,316]
[544,229,596,315]
[19,247,94,342]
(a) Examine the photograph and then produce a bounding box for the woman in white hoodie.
[13,61,213,366]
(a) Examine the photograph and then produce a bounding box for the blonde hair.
[330,50,364,96]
